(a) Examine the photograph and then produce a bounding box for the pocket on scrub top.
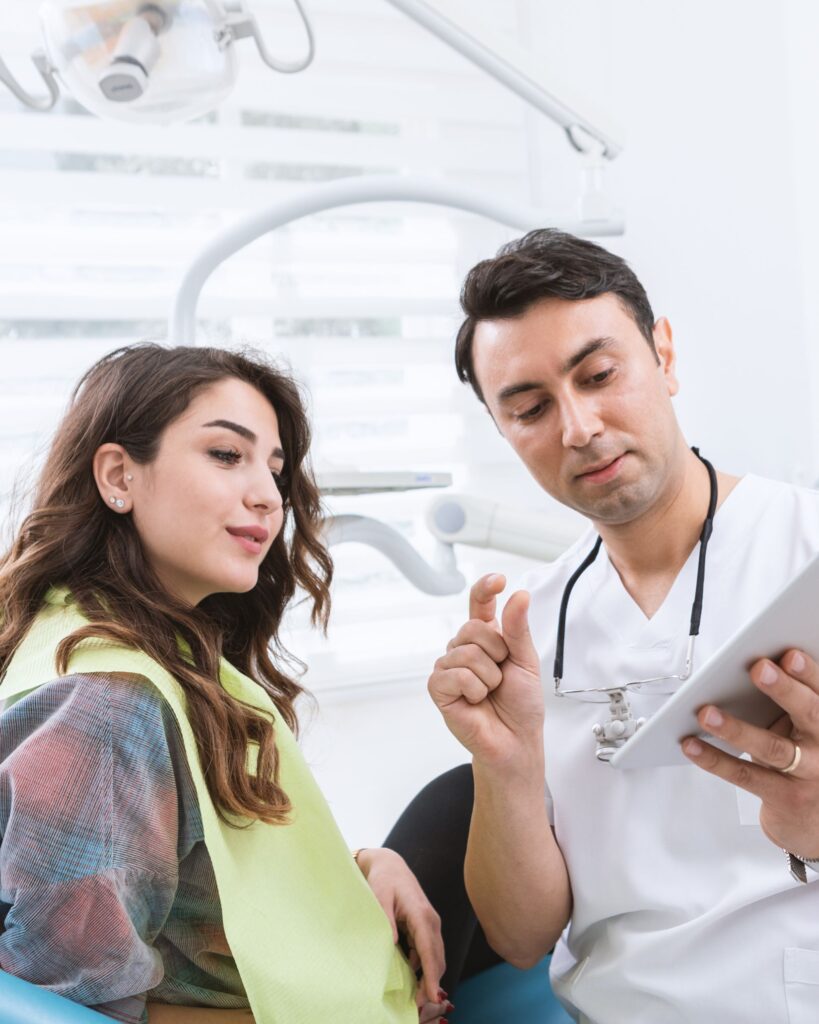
[784,948,819,1022]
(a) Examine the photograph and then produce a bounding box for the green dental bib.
[1,590,417,1023]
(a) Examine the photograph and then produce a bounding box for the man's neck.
[594,447,739,618]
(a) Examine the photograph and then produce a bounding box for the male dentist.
[428,229,819,1022]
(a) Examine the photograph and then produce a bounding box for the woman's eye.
[209,448,241,465]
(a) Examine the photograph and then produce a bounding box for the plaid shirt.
[0,672,250,1023]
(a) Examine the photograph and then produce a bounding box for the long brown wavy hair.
[0,344,333,825]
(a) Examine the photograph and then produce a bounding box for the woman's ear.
[93,443,134,513]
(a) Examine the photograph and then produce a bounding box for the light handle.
[222,0,315,74]
[0,50,59,112]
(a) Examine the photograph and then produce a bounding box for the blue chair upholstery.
[1,958,574,1022]
[0,969,109,1023]
[451,955,574,1023]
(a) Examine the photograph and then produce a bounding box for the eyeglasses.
[554,633,697,702]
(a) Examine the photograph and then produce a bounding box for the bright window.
[0,0,580,691]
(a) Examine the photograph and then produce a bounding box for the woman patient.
[0,344,451,1023]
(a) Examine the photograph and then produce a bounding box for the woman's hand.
[355,847,450,1017]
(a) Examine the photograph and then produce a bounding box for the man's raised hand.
[428,573,544,768]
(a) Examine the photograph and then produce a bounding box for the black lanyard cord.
[553,535,602,681]
[689,447,717,638]
[552,448,718,684]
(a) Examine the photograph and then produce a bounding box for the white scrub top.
[524,475,819,1024]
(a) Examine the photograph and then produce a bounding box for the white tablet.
[610,550,819,771]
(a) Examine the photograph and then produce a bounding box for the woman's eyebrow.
[202,420,285,460]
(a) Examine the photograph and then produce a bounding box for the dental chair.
[0,963,573,1024]
[0,968,109,1022]
[450,954,573,1023]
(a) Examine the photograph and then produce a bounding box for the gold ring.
[780,742,802,776]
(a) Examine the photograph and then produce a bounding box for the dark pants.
[383,764,502,994]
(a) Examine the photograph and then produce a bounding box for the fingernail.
[437,989,448,1001]
[440,1019,449,1024]
[683,738,703,757]
[446,1002,455,1013]
[759,662,777,685]
[790,651,806,673]
[486,574,499,586]
[703,707,723,729]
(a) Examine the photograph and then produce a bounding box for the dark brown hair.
[0,343,333,825]
[455,228,657,403]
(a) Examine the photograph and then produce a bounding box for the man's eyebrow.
[497,381,542,402]
[202,420,285,461]
[496,337,616,404]
[561,336,614,374]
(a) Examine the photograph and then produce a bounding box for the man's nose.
[559,394,603,448]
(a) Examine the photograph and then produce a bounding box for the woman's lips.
[577,453,626,484]
[226,529,264,555]
[228,533,262,555]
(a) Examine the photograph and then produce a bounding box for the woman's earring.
[109,496,125,509]
[126,474,133,481]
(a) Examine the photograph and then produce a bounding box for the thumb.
[500,590,539,674]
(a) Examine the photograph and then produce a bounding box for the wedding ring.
[780,742,802,776]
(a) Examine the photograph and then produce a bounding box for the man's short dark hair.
[455,228,656,403]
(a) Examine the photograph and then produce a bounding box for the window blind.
[0,0,582,692]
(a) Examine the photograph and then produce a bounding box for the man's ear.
[652,317,679,397]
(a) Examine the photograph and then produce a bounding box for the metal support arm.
[323,515,465,596]
[169,173,623,341]
[383,0,621,159]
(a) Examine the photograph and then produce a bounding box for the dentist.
[428,229,819,1022]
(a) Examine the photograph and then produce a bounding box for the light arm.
[168,173,623,342]
[382,0,621,158]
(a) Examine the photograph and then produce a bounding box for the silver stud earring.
[109,496,117,505]
[115,498,125,509]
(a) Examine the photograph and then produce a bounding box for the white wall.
[305,0,819,844]
[523,0,815,484]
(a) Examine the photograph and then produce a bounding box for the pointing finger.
[501,590,540,674]
[469,573,506,623]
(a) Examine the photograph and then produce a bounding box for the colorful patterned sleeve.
[0,672,188,1024]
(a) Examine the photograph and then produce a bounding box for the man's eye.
[588,368,613,385]
[517,402,546,421]
[209,448,241,464]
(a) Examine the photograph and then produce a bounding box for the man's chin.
[569,478,653,525]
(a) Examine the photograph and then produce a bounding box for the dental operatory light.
[0,0,314,124]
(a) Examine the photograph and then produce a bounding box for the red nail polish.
[445,1002,455,1013]
[437,989,448,1000]
[440,1019,449,1024]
